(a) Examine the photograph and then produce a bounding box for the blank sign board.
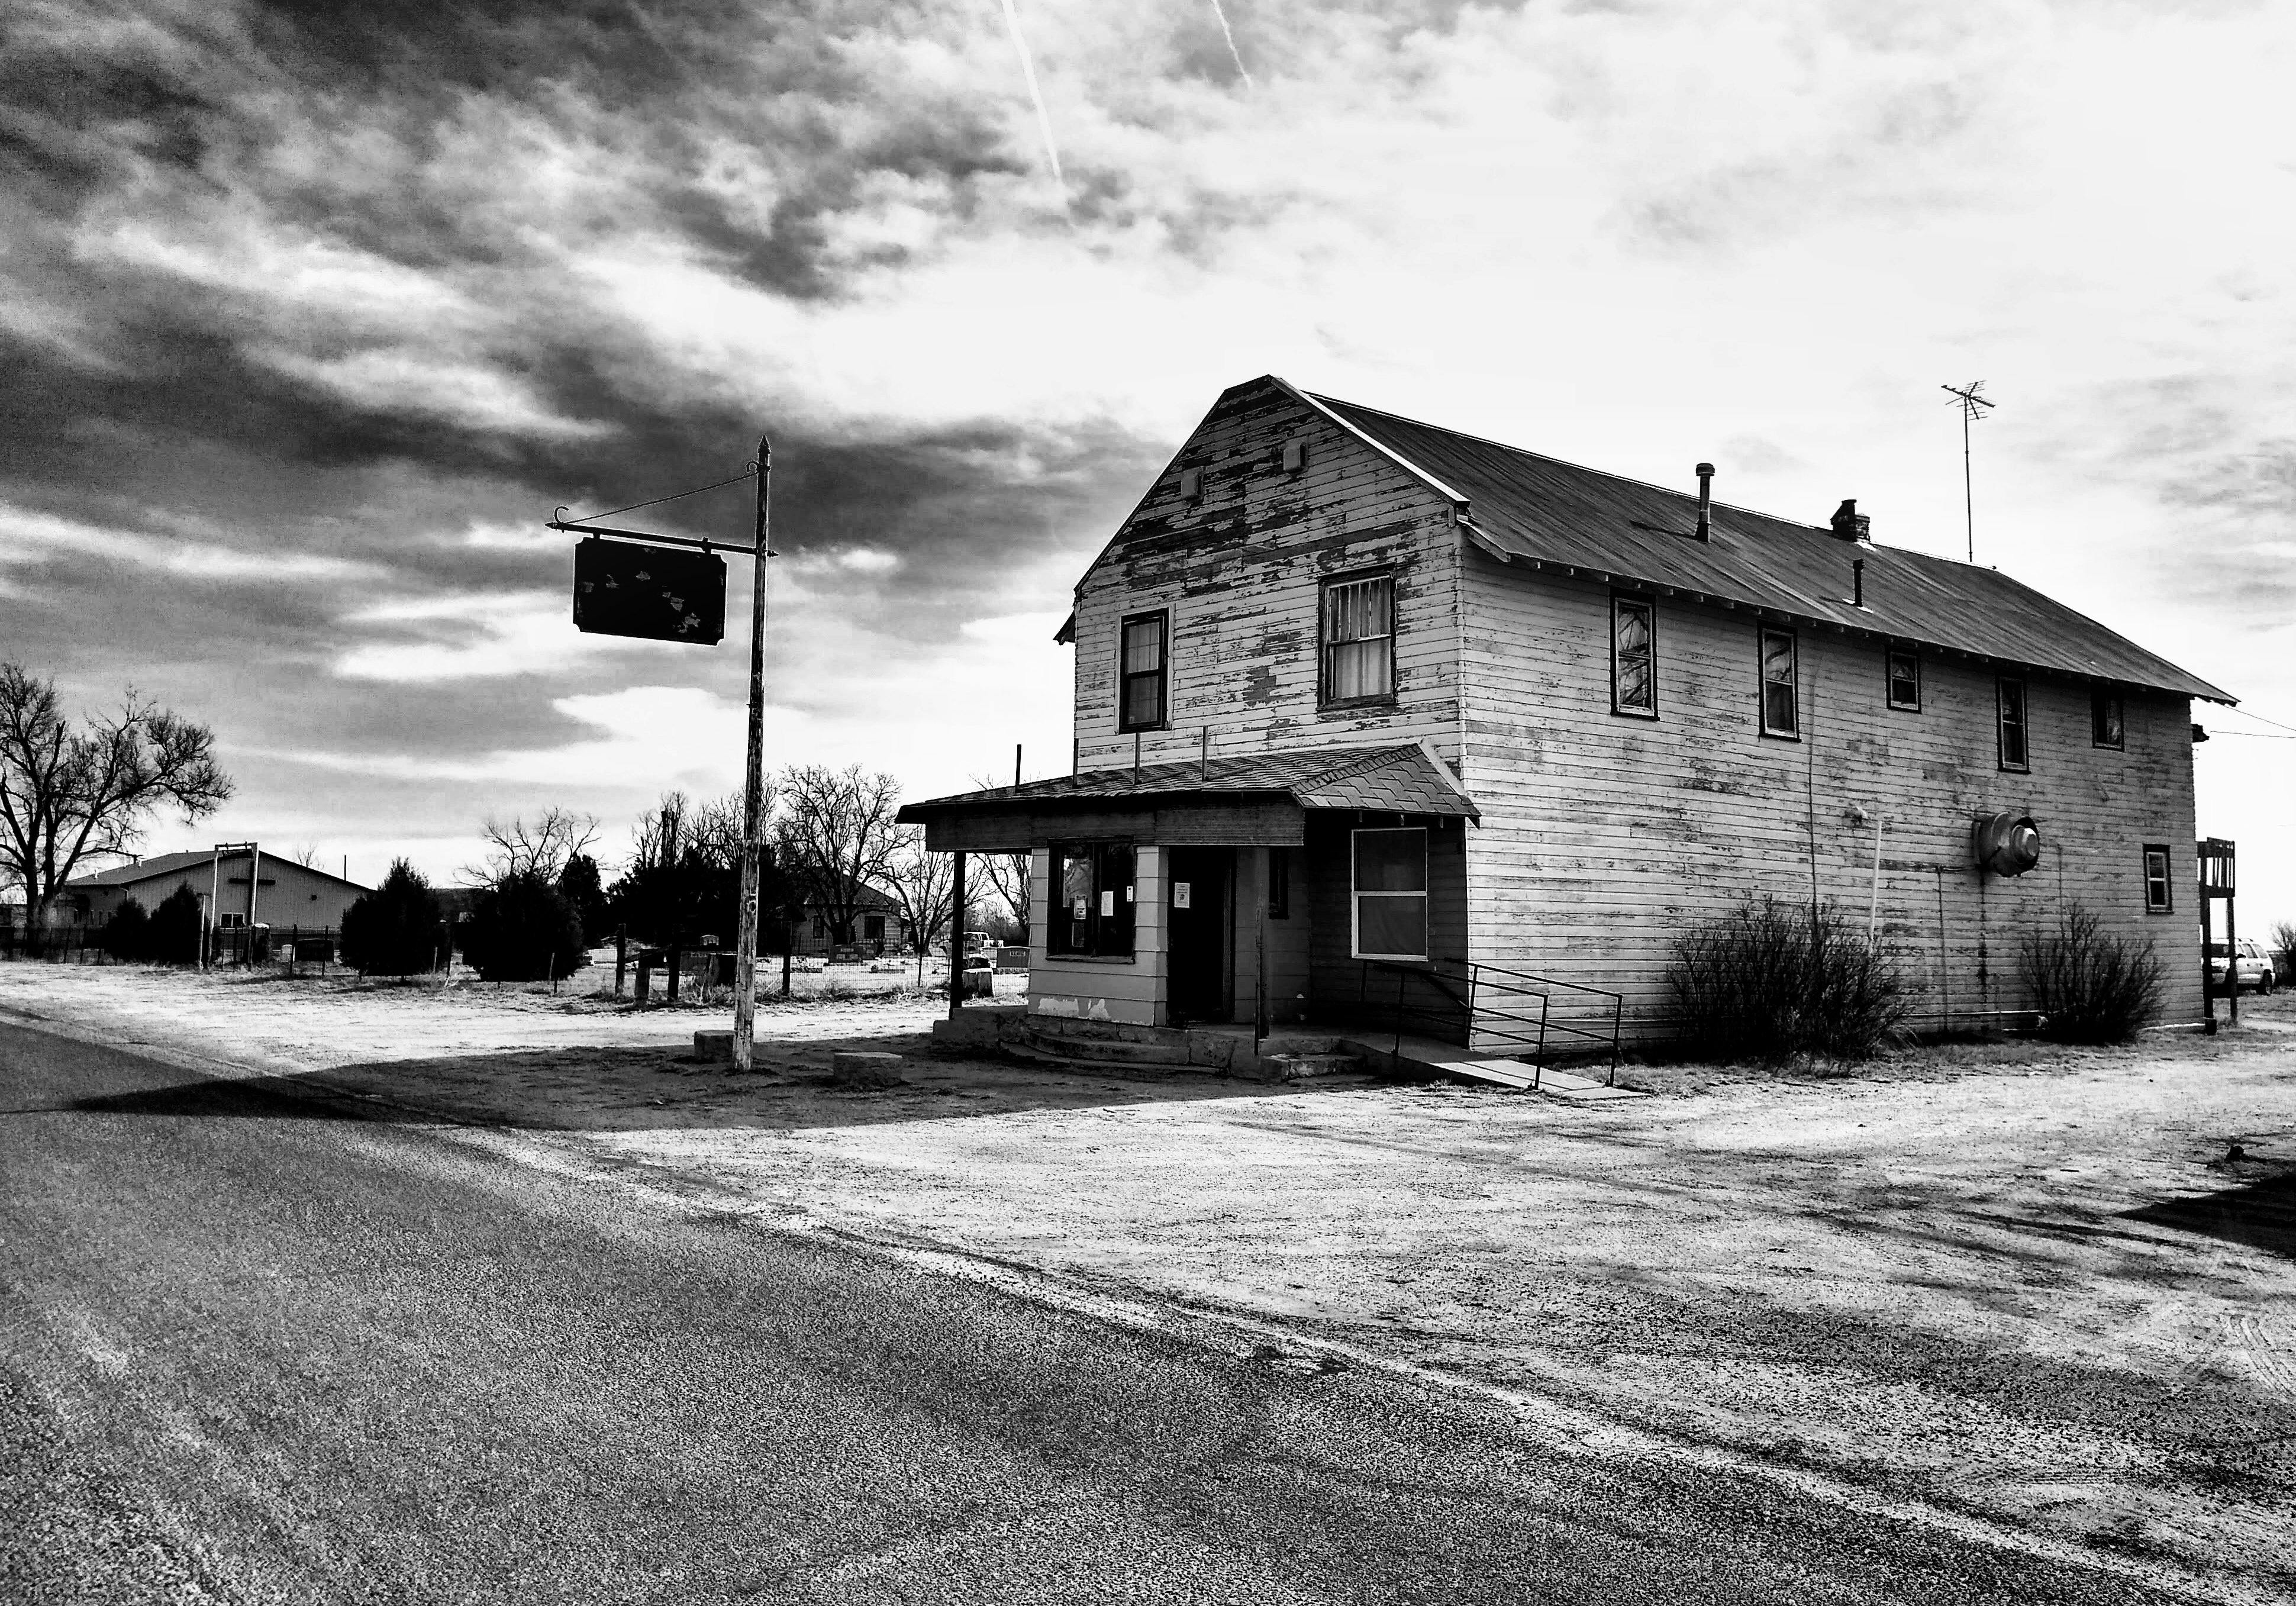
[572,538,726,646]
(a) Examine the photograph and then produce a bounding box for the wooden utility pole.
[733,436,772,1072]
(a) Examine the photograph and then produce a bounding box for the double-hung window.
[1118,612,1167,732]
[1759,627,1798,737]
[1887,648,1920,712]
[1998,676,2030,772]
[1049,843,1137,957]
[1612,595,1656,716]
[2091,687,2124,750]
[1322,573,1394,704]
[2142,844,2172,913]
[1350,828,1427,960]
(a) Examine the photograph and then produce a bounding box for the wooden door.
[1167,848,1232,1024]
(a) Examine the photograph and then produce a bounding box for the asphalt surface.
[0,1019,2191,1605]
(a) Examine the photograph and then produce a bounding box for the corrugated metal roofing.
[900,743,1479,821]
[1307,392,2233,704]
[63,849,369,890]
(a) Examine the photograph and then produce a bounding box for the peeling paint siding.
[1024,846,1168,1026]
[1459,554,2204,1038]
[1072,383,1465,771]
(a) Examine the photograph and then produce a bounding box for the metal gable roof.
[899,743,1479,822]
[62,849,370,891]
[1310,394,2234,705]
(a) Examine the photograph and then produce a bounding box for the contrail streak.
[1207,0,1254,90]
[997,0,1065,194]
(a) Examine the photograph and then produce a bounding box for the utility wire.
[569,469,755,524]
[2217,706,2296,738]
[2210,730,2296,741]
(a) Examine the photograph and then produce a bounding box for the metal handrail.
[1362,957,1624,1086]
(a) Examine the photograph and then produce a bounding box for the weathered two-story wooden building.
[902,376,2230,1049]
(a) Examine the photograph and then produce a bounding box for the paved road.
[0,1020,2182,1605]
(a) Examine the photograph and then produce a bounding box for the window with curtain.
[1048,843,1136,957]
[1322,574,1394,703]
[1612,595,1655,715]
[1351,828,1427,960]
[1118,612,1166,731]
[1759,627,1798,737]
[1998,676,2030,770]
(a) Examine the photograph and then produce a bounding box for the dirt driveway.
[4,963,2291,1600]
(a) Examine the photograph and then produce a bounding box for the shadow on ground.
[49,1032,1324,1133]
[2124,1170,2296,1260]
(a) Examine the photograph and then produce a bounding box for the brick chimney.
[1830,499,1871,543]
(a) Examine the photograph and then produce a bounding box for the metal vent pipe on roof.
[1694,463,1714,541]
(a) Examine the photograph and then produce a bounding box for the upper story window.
[1887,648,1921,712]
[1998,675,2030,771]
[2091,687,2124,750]
[2142,844,2172,912]
[1611,594,1656,717]
[1118,611,1167,731]
[1759,627,1798,737]
[1321,573,1395,704]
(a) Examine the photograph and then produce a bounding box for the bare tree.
[469,805,599,886]
[886,827,957,983]
[0,664,231,952]
[775,765,903,948]
[288,843,321,869]
[964,773,1031,944]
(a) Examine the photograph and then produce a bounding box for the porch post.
[949,849,967,1020]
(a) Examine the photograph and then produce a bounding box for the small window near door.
[1266,847,1291,920]
[1998,675,2030,771]
[2143,844,2172,912]
[1322,573,1395,704]
[1352,828,1427,960]
[1049,843,1137,957]
[1118,612,1167,732]
[1612,594,1656,717]
[1887,648,1920,712]
[1759,627,1798,737]
[2092,687,2124,750]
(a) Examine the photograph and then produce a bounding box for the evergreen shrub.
[462,873,586,983]
[341,859,444,976]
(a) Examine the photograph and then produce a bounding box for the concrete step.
[1001,1040,1208,1082]
[1265,1052,1364,1082]
[1011,1030,1194,1067]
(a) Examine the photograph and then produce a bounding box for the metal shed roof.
[899,743,1479,823]
[1307,392,2233,705]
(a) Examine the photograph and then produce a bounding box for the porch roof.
[897,743,1479,851]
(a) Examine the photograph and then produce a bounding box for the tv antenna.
[1942,380,1994,563]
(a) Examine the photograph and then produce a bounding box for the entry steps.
[1423,1057,1646,1101]
[1003,1018,1366,1083]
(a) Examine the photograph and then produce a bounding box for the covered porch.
[897,743,1480,1040]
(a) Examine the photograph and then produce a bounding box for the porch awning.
[896,742,1478,852]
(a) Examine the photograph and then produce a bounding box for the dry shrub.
[1669,896,1909,1063]
[2274,920,2296,981]
[2020,904,2162,1044]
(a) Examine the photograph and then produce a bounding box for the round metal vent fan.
[1973,812,2042,877]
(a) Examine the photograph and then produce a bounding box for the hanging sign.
[1172,882,1192,910]
[572,537,727,645]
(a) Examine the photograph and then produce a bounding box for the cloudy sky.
[4,0,2292,912]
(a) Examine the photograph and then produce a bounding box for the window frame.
[1997,674,2031,773]
[1758,626,1800,740]
[2141,844,2172,914]
[1115,609,1169,734]
[2091,686,2125,751]
[1610,592,1657,719]
[1349,827,1429,962]
[1319,570,1398,709]
[1046,841,1138,960]
[1886,647,1921,713]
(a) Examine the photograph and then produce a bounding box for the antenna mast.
[1941,380,1994,563]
